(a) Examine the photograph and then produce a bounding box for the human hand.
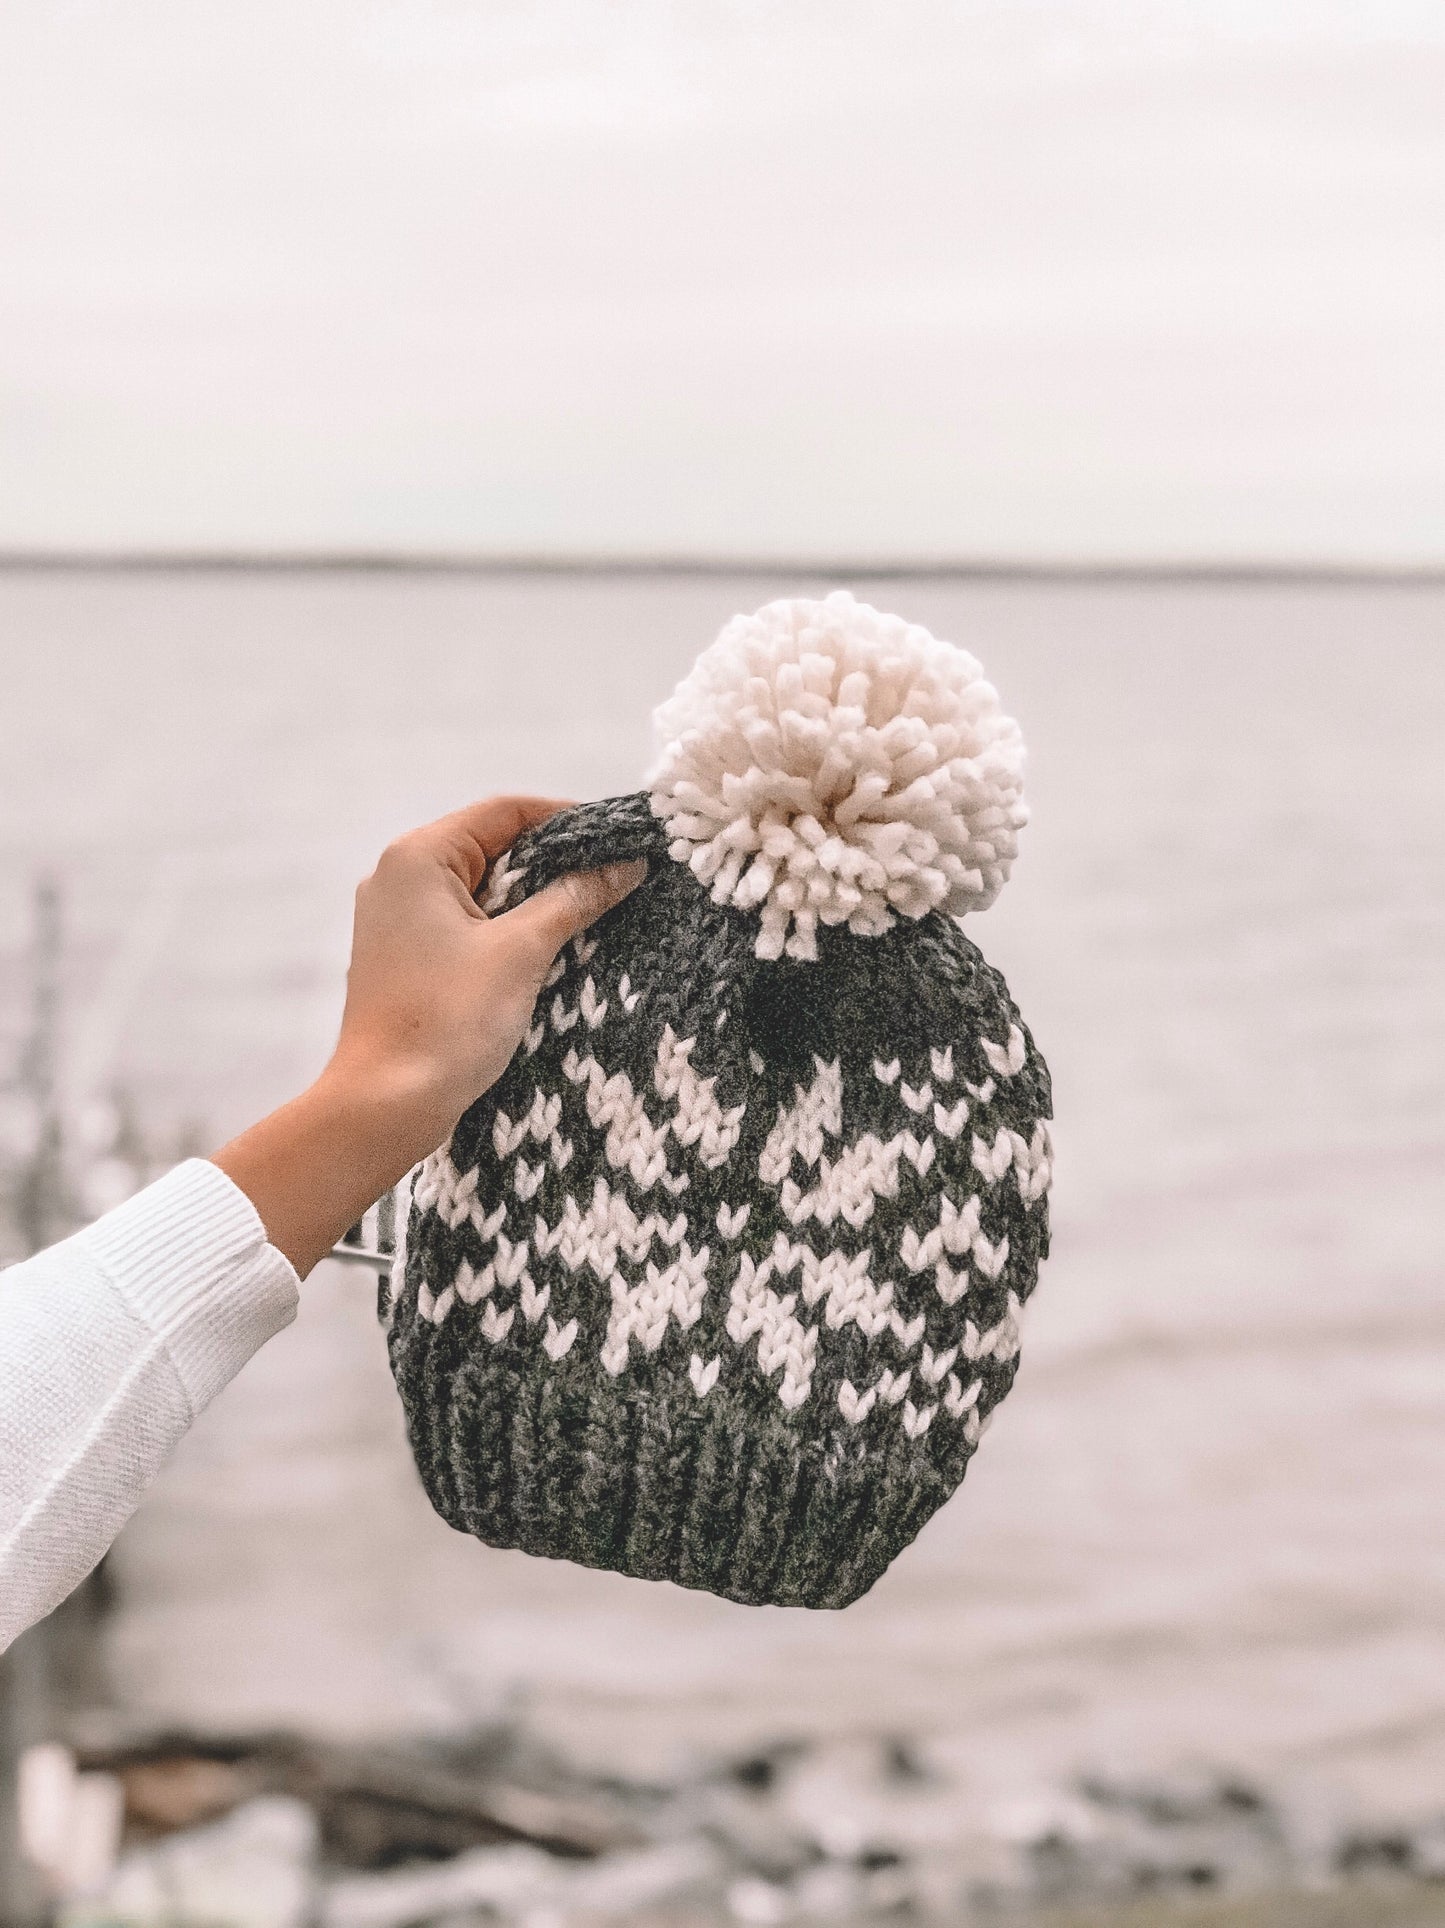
[214,797,645,1276]
[330,795,645,1155]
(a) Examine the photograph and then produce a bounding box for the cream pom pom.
[647,590,1028,963]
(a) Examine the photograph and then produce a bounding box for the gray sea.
[2,569,1442,1835]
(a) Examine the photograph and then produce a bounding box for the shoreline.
[1,551,1443,588]
[42,1718,1445,1928]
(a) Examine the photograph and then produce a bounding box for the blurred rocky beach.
[22,1715,1445,1926]
[2,565,1443,1924]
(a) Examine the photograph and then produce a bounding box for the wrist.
[213,1062,455,1279]
[313,1046,460,1178]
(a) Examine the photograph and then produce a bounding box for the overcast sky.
[2,1,1442,561]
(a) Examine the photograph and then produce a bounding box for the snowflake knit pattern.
[388,592,1054,1609]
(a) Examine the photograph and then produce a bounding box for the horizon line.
[1,549,1442,587]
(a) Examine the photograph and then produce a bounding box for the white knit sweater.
[0,1160,299,1651]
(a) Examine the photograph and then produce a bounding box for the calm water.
[2,570,1442,1827]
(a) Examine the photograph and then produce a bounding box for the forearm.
[0,1162,297,1650]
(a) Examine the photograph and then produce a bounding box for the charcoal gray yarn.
[387,792,1053,1610]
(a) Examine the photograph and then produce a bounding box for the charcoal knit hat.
[388,591,1053,1609]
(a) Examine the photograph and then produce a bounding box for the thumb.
[502,859,648,964]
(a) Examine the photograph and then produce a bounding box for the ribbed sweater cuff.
[77,1158,300,1416]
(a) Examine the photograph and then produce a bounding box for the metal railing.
[330,1179,409,1328]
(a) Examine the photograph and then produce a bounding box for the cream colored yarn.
[648,590,1028,962]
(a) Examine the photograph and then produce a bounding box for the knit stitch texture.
[388,597,1053,1609]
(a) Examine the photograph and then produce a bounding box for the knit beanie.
[388,591,1053,1610]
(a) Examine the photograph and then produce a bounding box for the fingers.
[384,796,576,896]
[372,800,645,963]
[503,860,649,961]
[443,796,575,861]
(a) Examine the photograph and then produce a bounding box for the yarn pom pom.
[648,590,1028,963]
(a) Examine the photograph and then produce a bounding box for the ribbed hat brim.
[392,1330,982,1610]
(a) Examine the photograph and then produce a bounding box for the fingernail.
[603,859,648,896]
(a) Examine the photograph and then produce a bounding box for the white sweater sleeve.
[0,1159,299,1651]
